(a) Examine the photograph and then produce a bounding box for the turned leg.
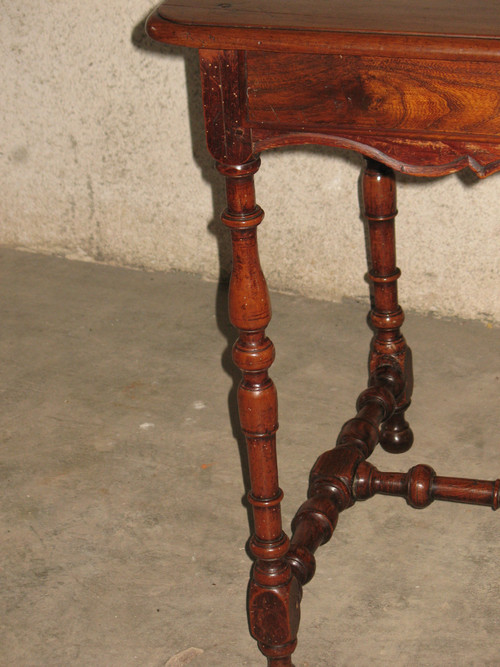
[362,158,414,453]
[217,158,300,667]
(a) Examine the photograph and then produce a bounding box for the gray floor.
[1,248,499,667]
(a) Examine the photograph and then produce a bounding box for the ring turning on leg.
[363,158,414,453]
[218,158,301,667]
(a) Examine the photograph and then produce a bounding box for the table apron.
[245,51,500,142]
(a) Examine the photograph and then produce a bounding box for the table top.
[157,0,500,37]
[148,0,500,59]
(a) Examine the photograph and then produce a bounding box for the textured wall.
[1,1,499,322]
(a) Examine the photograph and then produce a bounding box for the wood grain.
[247,52,500,140]
[147,1,500,60]
[156,0,500,37]
[146,5,500,664]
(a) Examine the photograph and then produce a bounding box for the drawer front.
[246,51,500,139]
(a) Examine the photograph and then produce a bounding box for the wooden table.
[146,2,500,664]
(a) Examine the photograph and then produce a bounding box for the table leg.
[217,158,300,666]
[362,158,414,453]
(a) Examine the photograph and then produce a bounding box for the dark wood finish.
[363,159,413,453]
[252,130,500,179]
[287,365,399,587]
[355,462,500,510]
[148,1,500,177]
[288,364,499,588]
[156,0,500,36]
[147,0,500,60]
[217,152,300,665]
[200,50,252,164]
[146,2,499,663]
[247,53,500,140]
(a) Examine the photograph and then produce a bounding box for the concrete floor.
[1,248,499,667]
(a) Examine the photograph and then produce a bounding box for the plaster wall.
[1,1,499,322]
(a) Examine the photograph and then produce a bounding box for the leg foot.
[379,405,414,453]
[250,567,301,666]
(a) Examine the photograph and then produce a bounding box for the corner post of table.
[362,157,414,453]
[200,48,300,666]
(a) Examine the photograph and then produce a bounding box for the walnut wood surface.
[244,51,500,176]
[148,0,500,60]
[355,462,500,509]
[157,0,500,35]
[247,53,500,140]
[148,2,500,177]
[145,5,499,665]
[288,370,500,588]
[363,159,413,453]
[218,155,300,666]
[251,130,500,178]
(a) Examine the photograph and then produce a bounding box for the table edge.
[146,9,500,61]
